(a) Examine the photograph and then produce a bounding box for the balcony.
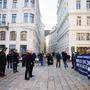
[0,22,9,30]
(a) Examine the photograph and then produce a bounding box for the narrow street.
[0,61,90,90]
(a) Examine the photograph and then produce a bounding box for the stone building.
[0,0,42,54]
[57,0,90,55]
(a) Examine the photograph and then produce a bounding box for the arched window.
[20,31,27,41]
[10,31,16,41]
[0,31,6,40]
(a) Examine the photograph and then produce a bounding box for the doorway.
[20,45,27,55]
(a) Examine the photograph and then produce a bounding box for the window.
[24,0,29,7]
[24,13,34,23]
[12,14,16,23]
[9,45,16,51]
[0,0,2,8]
[87,16,90,26]
[80,33,86,40]
[0,31,6,40]
[10,31,16,41]
[24,13,28,23]
[29,13,34,23]
[76,33,80,40]
[30,0,35,7]
[20,31,27,41]
[0,45,5,50]
[86,0,90,10]
[0,14,1,25]
[86,33,90,40]
[76,33,90,41]
[77,16,81,26]
[2,14,6,25]
[3,0,7,8]
[12,0,17,8]
[76,0,81,9]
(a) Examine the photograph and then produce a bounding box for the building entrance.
[0,45,5,50]
[20,45,27,55]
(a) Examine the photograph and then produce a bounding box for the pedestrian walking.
[56,52,61,68]
[0,48,7,77]
[62,51,68,69]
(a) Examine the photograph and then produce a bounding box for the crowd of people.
[0,47,79,80]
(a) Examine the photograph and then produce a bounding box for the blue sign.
[76,54,90,79]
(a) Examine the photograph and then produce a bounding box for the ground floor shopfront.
[71,46,90,54]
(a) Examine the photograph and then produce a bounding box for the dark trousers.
[25,66,33,79]
[63,61,68,69]
[0,64,6,76]
[13,63,18,73]
[56,60,60,67]
[7,62,12,68]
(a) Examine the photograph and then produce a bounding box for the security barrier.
[76,54,90,79]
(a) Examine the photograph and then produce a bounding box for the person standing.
[56,52,61,68]
[71,52,75,69]
[12,49,19,73]
[0,48,7,77]
[38,53,43,66]
[62,51,68,69]
[22,53,26,67]
[7,51,13,69]
[25,51,34,80]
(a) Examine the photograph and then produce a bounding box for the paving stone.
[0,62,89,90]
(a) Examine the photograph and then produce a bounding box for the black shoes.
[25,77,29,80]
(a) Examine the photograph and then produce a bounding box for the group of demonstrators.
[0,47,78,81]
[0,48,36,80]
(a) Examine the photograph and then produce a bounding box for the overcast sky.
[39,0,58,30]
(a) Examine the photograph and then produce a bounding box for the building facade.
[49,27,57,53]
[45,27,57,53]
[57,0,90,55]
[0,0,42,54]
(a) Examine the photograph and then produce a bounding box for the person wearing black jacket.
[56,52,61,68]
[0,48,7,77]
[25,51,34,80]
[7,51,13,69]
[12,49,19,73]
[62,51,68,69]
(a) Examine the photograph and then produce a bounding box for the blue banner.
[76,54,90,79]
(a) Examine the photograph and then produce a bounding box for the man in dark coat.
[0,48,7,76]
[22,53,26,67]
[12,49,19,73]
[56,52,61,67]
[62,51,68,69]
[25,51,34,80]
[71,52,75,69]
[38,53,43,66]
[7,51,13,69]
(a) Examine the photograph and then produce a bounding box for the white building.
[49,27,57,53]
[57,0,90,55]
[0,0,42,54]
[46,34,50,53]
[40,24,45,52]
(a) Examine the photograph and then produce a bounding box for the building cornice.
[69,11,90,15]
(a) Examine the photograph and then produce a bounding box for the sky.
[39,0,58,30]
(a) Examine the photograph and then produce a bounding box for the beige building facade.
[0,0,42,54]
[57,0,90,55]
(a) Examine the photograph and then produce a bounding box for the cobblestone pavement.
[0,61,90,90]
